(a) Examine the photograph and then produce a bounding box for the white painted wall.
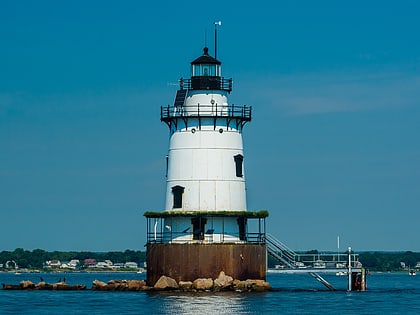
[162,86,249,243]
[165,127,246,211]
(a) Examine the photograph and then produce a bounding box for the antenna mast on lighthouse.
[214,21,222,59]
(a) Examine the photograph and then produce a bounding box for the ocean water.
[1,272,420,314]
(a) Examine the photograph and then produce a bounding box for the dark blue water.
[1,272,419,314]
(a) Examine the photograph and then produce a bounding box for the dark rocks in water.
[2,283,22,290]
[92,279,149,291]
[2,281,86,291]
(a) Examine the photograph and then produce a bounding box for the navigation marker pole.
[347,247,352,291]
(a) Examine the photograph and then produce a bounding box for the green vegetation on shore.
[0,248,145,270]
[1,248,420,272]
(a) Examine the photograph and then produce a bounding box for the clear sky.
[1,0,419,252]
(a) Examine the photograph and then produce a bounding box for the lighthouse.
[145,45,268,286]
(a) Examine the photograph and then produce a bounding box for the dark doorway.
[191,217,207,240]
[237,217,247,241]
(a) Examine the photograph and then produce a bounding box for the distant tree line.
[0,248,146,269]
[358,251,420,271]
[2,248,420,271]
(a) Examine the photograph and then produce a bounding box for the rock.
[178,281,193,291]
[2,283,22,290]
[127,280,147,291]
[107,280,128,291]
[232,279,247,292]
[192,278,213,291]
[53,283,71,290]
[35,282,53,290]
[154,276,179,290]
[245,279,272,291]
[213,271,233,291]
[231,279,272,292]
[92,280,108,290]
[92,279,147,291]
[20,280,35,290]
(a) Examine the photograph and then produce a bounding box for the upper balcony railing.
[161,103,252,122]
[180,77,232,92]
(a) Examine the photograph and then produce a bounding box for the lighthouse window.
[171,185,184,209]
[191,217,207,240]
[234,154,243,177]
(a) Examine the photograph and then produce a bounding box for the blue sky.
[1,0,419,252]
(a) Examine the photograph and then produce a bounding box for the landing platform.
[268,268,362,274]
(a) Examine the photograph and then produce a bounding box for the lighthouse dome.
[191,47,221,65]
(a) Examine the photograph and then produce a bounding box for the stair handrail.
[265,233,298,268]
[265,233,297,261]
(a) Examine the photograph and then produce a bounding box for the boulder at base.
[213,271,233,291]
[192,278,214,291]
[178,281,193,291]
[154,276,179,290]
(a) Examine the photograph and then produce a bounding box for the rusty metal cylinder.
[146,243,267,285]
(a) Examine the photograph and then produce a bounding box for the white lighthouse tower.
[162,46,250,243]
[145,45,267,285]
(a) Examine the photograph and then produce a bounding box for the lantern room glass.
[192,64,220,77]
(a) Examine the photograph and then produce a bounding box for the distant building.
[45,260,61,268]
[68,259,80,269]
[124,262,138,269]
[96,262,109,268]
[84,258,97,268]
[112,263,124,269]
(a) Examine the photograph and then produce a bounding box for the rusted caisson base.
[146,243,266,286]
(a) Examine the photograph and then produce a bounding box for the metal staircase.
[173,89,188,107]
[265,233,336,290]
[265,233,297,268]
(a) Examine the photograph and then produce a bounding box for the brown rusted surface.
[146,243,266,286]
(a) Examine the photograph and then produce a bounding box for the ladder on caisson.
[173,89,188,107]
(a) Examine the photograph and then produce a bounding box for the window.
[191,217,207,240]
[234,154,243,177]
[172,185,184,209]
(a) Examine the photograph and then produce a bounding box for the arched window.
[234,154,243,177]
